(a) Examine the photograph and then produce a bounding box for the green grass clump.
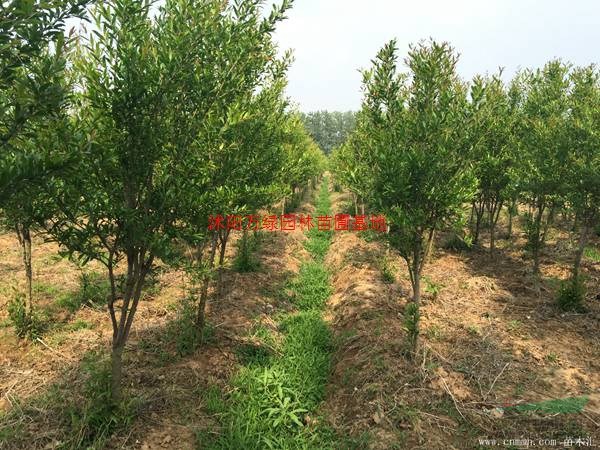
[167,295,214,357]
[57,271,112,313]
[291,262,332,311]
[233,231,262,273]
[442,233,473,251]
[7,293,46,339]
[235,343,272,367]
[511,396,589,414]
[380,257,396,284]
[583,246,600,262]
[556,275,586,312]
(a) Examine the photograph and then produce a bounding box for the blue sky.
[272,0,600,111]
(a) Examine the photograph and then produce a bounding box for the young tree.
[46,0,293,403]
[358,40,476,355]
[520,61,571,277]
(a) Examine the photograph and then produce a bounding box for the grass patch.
[290,262,331,311]
[204,177,341,449]
[233,231,263,273]
[442,233,473,251]
[65,319,93,332]
[508,396,589,415]
[0,351,142,449]
[556,275,586,312]
[56,271,112,313]
[583,246,600,262]
[57,270,161,313]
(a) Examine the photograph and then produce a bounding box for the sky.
[271,0,600,112]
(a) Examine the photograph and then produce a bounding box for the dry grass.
[320,192,600,449]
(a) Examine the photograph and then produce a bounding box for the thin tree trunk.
[472,199,485,245]
[111,343,124,404]
[572,211,579,233]
[507,199,516,239]
[488,199,503,255]
[532,200,546,277]
[196,232,218,330]
[109,250,153,404]
[573,220,590,279]
[216,229,229,299]
[540,204,555,245]
[16,224,33,315]
[410,254,421,356]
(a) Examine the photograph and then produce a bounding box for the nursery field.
[2,0,600,449]
[1,180,599,449]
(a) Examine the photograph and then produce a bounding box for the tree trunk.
[281,196,286,216]
[573,221,590,279]
[472,199,485,245]
[507,201,515,239]
[407,239,424,358]
[410,258,421,356]
[196,232,218,330]
[111,343,124,404]
[16,223,33,315]
[216,230,229,299]
[352,192,358,216]
[531,200,545,277]
[489,199,503,255]
[540,204,555,245]
[108,248,153,404]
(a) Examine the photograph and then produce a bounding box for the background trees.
[566,65,600,280]
[0,0,89,336]
[300,110,355,154]
[467,74,516,253]
[519,60,571,277]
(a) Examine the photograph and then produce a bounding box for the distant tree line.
[300,110,355,154]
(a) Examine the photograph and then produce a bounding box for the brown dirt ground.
[0,195,314,449]
[320,190,600,449]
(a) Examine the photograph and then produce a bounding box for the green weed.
[583,246,600,262]
[7,293,46,339]
[290,261,332,311]
[233,231,262,273]
[556,276,586,312]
